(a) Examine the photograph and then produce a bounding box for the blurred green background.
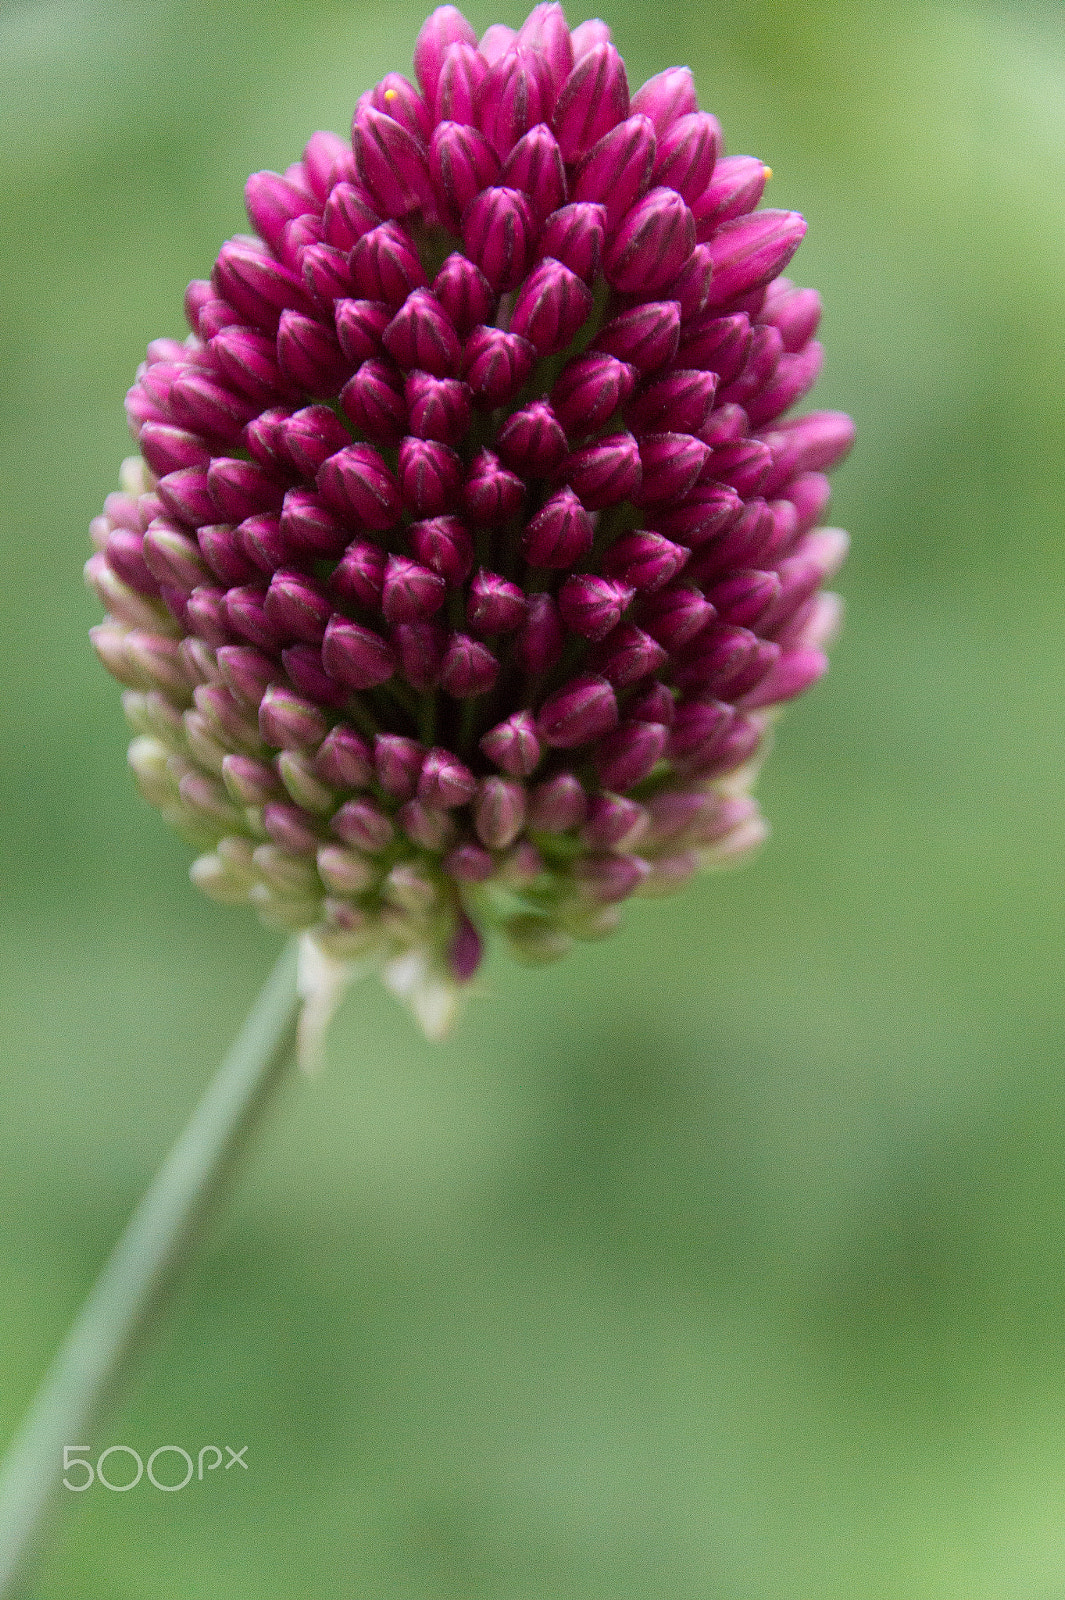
[2,0,1064,1593]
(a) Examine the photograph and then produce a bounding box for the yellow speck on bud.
[763,165,773,181]
[384,88,398,100]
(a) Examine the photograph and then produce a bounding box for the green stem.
[0,938,301,1598]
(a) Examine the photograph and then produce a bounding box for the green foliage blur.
[1,0,1064,1593]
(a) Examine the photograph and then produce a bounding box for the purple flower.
[92,2,854,1037]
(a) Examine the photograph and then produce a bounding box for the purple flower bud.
[303,129,352,199]
[374,732,424,799]
[692,155,769,236]
[434,42,489,124]
[207,326,287,404]
[279,489,350,557]
[222,753,282,805]
[678,310,752,382]
[398,437,463,515]
[539,202,607,282]
[679,711,764,779]
[316,842,375,895]
[703,210,807,310]
[392,620,447,688]
[654,111,721,204]
[516,2,573,89]
[475,45,554,158]
[510,257,593,355]
[562,431,642,510]
[558,575,634,641]
[208,457,287,521]
[314,722,373,788]
[467,569,528,635]
[406,372,472,444]
[687,501,773,580]
[156,468,217,527]
[500,124,567,220]
[594,300,681,372]
[216,643,279,706]
[317,444,402,529]
[276,405,352,478]
[474,776,527,849]
[601,530,690,591]
[668,696,734,760]
[105,529,158,595]
[432,253,495,336]
[672,625,758,695]
[382,553,448,622]
[398,799,457,851]
[322,183,381,251]
[537,673,618,749]
[364,72,433,143]
[785,471,833,535]
[760,411,856,494]
[440,632,499,696]
[497,399,568,476]
[282,644,350,709]
[414,6,479,107]
[169,371,257,442]
[514,592,565,674]
[705,437,773,497]
[212,240,312,333]
[640,584,716,649]
[573,852,651,903]
[570,18,612,57]
[409,514,474,583]
[480,710,542,776]
[241,409,294,477]
[321,615,395,688]
[573,114,657,229]
[461,449,524,525]
[331,796,395,853]
[521,486,593,567]
[461,186,537,291]
[632,432,710,507]
[744,341,824,428]
[462,325,536,406]
[652,482,743,545]
[143,518,214,593]
[527,771,587,831]
[382,288,462,376]
[605,187,696,294]
[698,402,749,449]
[590,622,668,687]
[626,369,717,435]
[552,42,629,160]
[340,357,408,444]
[258,800,321,854]
[221,584,277,651]
[449,913,485,981]
[244,169,316,253]
[443,841,495,881]
[738,646,827,709]
[582,792,649,848]
[351,104,433,216]
[334,297,392,363]
[136,424,210,482]
[717,323,785,407]
[630,66,697,133]
[418,746,477,807]
[277,309,352,395]
[761,277,822,352]
[258,683,329,750]
[349,222,427,305]
[550,356,633,440]
[429,120,502,229]
[264,568,332,643]
[658,243,715,318]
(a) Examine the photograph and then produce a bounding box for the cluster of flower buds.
[89,3,854,1035]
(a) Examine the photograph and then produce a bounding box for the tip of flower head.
[93,1,854,1042]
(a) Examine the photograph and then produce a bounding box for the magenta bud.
[573,114,657,232]
[340,357,408,444]
[601,530,690,591]
[321,615,395,688]
[217,644,279,706]
[105,529,157,596]
[138,423,212,480]
[562,431,642,510]
[703,210,807,310]
[653,111,721,203]
[570,18,611,56]
[500,124,567,220]
[334,297,391,364]
[698,402,748,449]
[276,310,350,394]
[539,202,606,283]
[672,625,758,695]
[537,673,618,749]
[581,792,649,848]
[302,129,352,200]
[434,41,489,123]
[382,288,461,377]
[510,258,593,356]
[382,553,447,623]
[143,519,209,591]
[261,801,321,854]
[462,325,536,406]
[605,187,695,294]
[418,747,477,807]
[760,412,856,494]
[761,277,822,352]
[409,514,474,583]
[692,155,769,236]
[208,458,287,522]
[322,183,381,252]
[244,169,315,253]
[497,399,569,476]
[474,777,527,849]
[513,592,565,674]
[169,371,256,442]
[467,569,527,636]
[432,253,495,336]
[630,66,698,134]
[629,680,676,726]
[558,575,634,642]
[184,279,216,332]
[475,44,554,159]
[785,472,833,536]
[398,437,463,515]
[527,771,587,831]
[208,326,287,403]
[553,40,630,159]
[573,852,651,903]
[222,585,277,651]
[706,437,774,497]
[440,633,499,697]
[516,1,573,89]
[316,444,401,529]
[212,240,312,333]
[653,482,744,545]
[315,722,373,788]
[738,645,827,709]
[658,242,715,317]
[276,405,352,478]
[392,620,447,688]
[398,800,456,851]
[264,568,332,643]
[632,431,710,506]
[279,489,350,557]
[222,754,281,805]
[299,242,354,310]
[589,622,668,686]
[461,187,537,293]
[258,683,329,750]
[241,409,294,477]
[332,796,395,853]
[718,324,785,407]
[351,105,432,217]
[181,586,226,643]
[680,712,763,779]
[373,733,423,799]
[479,23,516,62]
[364,72,432,142]
[480,711,542,777]
[349,221,427,306]
[678,310,752,383]
[595,720,669,791]
[640,583,715,650]
[521,486,593,567]
[594,300,681,373]
[461,450,524,526]
[284,643,351,712]
[449,913,485,982]
[443,841,495,881]
[744,342,824,429]
[551,353,637,434]
[687,501,773,580]
[626,369,717,435]
[414,5,479,105]
[668,697,733,759]
[429,120,501,230]
[405,372,472,445]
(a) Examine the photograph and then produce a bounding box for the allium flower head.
[89,3,854,1040]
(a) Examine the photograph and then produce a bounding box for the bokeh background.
[1,0,1064,1593]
